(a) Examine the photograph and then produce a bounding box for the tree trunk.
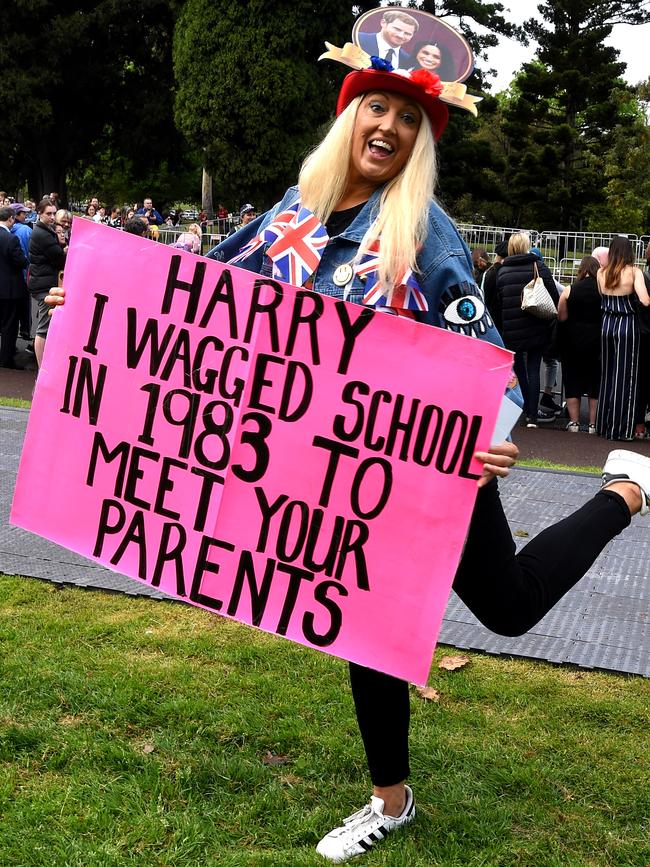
[202,164,214,220]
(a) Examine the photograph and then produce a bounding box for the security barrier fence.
[458,223,650,284]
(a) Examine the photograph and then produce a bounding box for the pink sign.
[11,219,512,684]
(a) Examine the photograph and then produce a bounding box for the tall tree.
[502,0,650,230]
[0,0,185,206]
[173,0,353,211]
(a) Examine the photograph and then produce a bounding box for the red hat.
[336,67,449,141]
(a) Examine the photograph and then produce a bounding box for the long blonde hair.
[298,96,437,288]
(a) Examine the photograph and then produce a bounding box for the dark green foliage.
[501,1,650,230]
[0,0,187,208]
[173,0,353,210]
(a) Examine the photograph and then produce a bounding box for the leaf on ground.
[414,685,441,702]
[262,750,291,766]
[438,655,470,671]
[514,529,529,537]
[142,742,155,754]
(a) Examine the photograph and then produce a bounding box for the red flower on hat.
[409,69,444,98]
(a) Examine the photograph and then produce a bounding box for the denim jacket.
[208,185,505,348]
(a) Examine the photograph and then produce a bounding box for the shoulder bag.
[521,263,557,320]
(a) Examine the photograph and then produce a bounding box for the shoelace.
[342,802,379,830]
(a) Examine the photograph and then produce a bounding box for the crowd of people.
[0,191,259,369]
[477,235,650,440]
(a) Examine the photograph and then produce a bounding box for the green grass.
[519,458,600,475]
[0,397,30,409]
[0,574,648,866]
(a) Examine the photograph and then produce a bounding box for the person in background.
[106,206,122,228]
[592,246,609,268]
[93,206,106,224]
[123,216,151,237]
[24,201,37,224]
[557,255,601,434]
[0,206,28,368]
[136,197,163,226]
[529,246,563,417]
[482,238,508,324]
[55,210,73,244]
[596,236,650,440]
[28,198,66,366]
[496,232,559,427]
[227,203,257,237]
[9,203,33,342]
[172,222,202,253]
[54,223,68,252]
[49,192,61,210]
[471,247,489,284]
[84,204,97,220]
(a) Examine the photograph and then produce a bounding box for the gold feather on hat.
[318,42,372,71]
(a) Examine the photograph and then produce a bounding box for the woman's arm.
[557,286,571,322]
[633,266,650,307]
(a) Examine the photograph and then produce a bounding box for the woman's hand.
[474,440,519,488]
[45,285,66,314]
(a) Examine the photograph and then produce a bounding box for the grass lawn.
[0,574,648,866]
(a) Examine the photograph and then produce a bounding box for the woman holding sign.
[47,10,650,865]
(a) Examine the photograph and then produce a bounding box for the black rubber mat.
[2,407,648,677]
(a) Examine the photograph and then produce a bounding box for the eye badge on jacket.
[439,282,493,338]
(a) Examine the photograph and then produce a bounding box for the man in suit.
[358,10,419,69]
[0,206,29,368]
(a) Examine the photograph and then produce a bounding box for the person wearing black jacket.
[496,232,559,426]
[0,206,28,368]
[28,198,66,366]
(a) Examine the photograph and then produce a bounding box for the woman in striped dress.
[596,237,650,440]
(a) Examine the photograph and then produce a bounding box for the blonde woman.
[173,222,202,254]
[48,43,650,864]
[495,232,559,426]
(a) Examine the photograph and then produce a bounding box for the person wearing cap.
[9,203,33,342]
[226,203,258,237]
[46,14,650,862]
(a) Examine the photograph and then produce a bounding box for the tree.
[0,0,186,207]
[501,0,650,230]
[173,0,353,211]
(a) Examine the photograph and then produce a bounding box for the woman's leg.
[525,347,543,420]
[513,351,529,413]
[452,478,632,636]
[348,663,410,789]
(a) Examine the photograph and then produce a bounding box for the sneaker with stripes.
[316,786,415,862]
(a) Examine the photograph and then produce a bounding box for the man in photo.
[357,10,419,69]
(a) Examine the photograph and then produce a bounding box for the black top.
[325,203,365,238]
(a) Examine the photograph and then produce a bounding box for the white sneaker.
[602,450,650,516]
[316,786,415,862]
[588,424,597,435]
[566,421,579,433]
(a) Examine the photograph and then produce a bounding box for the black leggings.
[349,479,631,787]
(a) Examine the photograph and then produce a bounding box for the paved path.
[1,405,648,677]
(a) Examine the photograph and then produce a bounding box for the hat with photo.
[240,203,256,216]
[320,7,481,141]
